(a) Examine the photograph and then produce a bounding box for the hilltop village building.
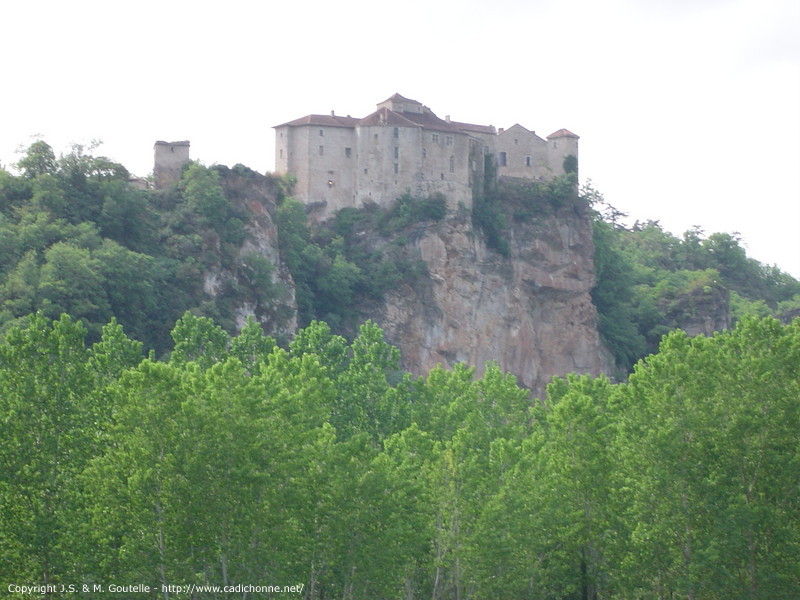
[274,94,579,219]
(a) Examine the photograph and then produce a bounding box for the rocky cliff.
[202,167,297,340]
[372,202,611,396]
[209,171,613,396]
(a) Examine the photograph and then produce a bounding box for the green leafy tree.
[615,318,800,598]
[0,314,97,588]
[17,140,57,178]
[169,311,230,369]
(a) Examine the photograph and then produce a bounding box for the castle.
[274,94,578,219]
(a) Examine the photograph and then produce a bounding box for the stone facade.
[153,140,190,189]
[274,94,578,220]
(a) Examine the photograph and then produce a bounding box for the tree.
[169,311,229,369]
[17,140,57,178]
[0,314,97,589]
[615,318,800,598]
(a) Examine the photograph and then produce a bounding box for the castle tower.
[153,140,190,189]
[546,129,579,177]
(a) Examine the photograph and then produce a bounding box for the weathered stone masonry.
[274,94,579,219]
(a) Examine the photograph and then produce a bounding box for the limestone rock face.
[372,208,612,396]
[207,168,297,339]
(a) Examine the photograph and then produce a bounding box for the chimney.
[445,115,451,123]
[331,110,335,116]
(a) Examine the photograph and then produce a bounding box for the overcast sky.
[3,0,799,276]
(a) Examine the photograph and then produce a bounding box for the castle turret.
[546,129,579,177]
[153,140,190,189]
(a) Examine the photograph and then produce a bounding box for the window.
[499,152,507,167]
[327,171,334,187]
[446,136,453,146]
[279,149,283,158]
[422,148,427,159]
[432,133,439,143]
[393,163,399,174]
[526,156,532,167]
[345,147,352,158]
[393,127,399,138]
[394,146,399,159]
[514,138,519,145]
[319,129,324,137]
[449,155,455,173]
[319,145,324,156]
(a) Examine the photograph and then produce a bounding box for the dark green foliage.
[376,192,447,233]
[591,217,646,367]
[472,155,581,256]
[276,195,431,331]
[563,153,578,174]
[0,143,288,355]
[587,193,800,372]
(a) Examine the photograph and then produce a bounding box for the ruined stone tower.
[153,140,190,189]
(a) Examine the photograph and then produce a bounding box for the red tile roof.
[547,128,580,139]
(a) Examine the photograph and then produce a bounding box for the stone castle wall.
[274,95,578,220]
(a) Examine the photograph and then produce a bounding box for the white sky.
[3,0,799,277]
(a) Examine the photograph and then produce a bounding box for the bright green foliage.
[614,318,800,599]
[169,310,230,369]
[0,314,97,586]
[0,313,798,598]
